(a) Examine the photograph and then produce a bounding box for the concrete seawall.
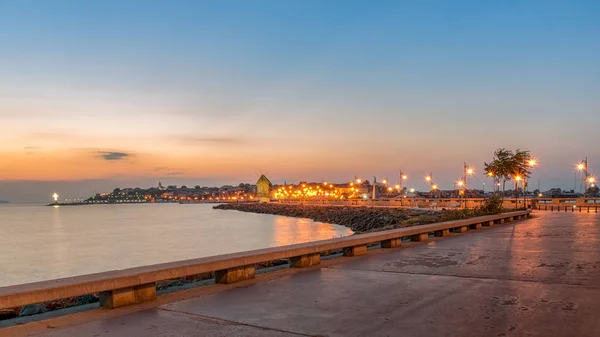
[0,210,530,312]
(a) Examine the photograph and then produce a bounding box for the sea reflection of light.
[51,206,68,274]
[272,216,352,247]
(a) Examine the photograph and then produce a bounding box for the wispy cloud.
[97,151,130,161]
[173,136,252,146]
[155,167,189,176]
[165,171,185,176]
[24,146,41,150]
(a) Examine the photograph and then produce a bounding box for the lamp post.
[525,158,537,208]
[514,175,522,209]
[577,161,586,195]
[587,176,596,198]
[457,180,465,207]
[425,173,435,198]
[399,172,408,193]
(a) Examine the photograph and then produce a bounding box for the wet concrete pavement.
[18,212,600,336]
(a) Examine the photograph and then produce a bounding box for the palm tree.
[484,148,532,206]
[484,148,512,200]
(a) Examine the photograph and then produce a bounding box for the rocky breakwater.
[214,203,443,233]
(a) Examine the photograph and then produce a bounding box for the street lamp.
[588,176,596,195]
[525,157,537,209]
[52,193,59,204]
[487,171,496,193]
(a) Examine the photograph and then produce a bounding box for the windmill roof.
[257,174,272,186]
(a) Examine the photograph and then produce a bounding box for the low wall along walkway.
[0,210,530,312]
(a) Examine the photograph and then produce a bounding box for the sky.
[1,0,599,202]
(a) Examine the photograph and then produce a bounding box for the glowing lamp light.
[382,179,387,184]
[402,175,408,180]
[409,188,415,193]
[466,168,474,175]
[457,180,464,187]
[515,176,522,182]
[394,184,400,190]
[487,172,494,177]
[589,177,596,184]
[425,176,432,182]
[528,159,537,167]
[432,184,438,190]
[577,163,586,171]
[356,179,362,184]
[387,187,393,192]
[52,193,59,202]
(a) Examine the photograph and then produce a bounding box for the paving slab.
[35,308,302,337]
[328,213,600,287]
[164,267,600,337]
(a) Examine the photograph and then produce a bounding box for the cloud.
[24,146,40,150]
[98,151,130,161]
[165,171,185,176]
[173,136,250,146]
[155,167,188,176]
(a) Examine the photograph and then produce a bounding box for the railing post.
[290,253,321,268]
[469,223,482,230]
[215,265,256,284]
[343,245,367,257]
[99,283,156,309]
[411,233,429,242]
[381,238,402,248]
[434,229,450,237]
[454,226,468,233]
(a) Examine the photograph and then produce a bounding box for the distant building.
[256,175,272,203]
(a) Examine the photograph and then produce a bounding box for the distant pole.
[585,157,589,197]
[372,176,377,200]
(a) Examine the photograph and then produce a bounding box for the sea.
[0,203,352,287]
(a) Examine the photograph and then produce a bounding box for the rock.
[0,309,17,320]
[18,304,47,317]
[213,203,443,233]
[75,294,99,306]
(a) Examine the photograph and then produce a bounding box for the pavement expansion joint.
[158,307,318,337]
[323,266,597,289]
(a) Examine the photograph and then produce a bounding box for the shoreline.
[214,203,445,233]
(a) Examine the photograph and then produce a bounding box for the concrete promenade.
[4,212,600,337]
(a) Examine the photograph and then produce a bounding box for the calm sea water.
[0,203,352,287]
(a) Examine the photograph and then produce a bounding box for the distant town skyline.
[1,1,599,202]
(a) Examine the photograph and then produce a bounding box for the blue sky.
[0,0,599,201]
